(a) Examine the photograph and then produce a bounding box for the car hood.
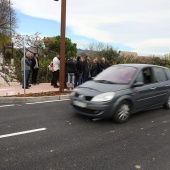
[77,80,129,93]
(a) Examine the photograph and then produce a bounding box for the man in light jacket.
[53,53,60,88]
[21,52,32,89]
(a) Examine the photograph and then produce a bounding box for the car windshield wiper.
[94,80,117,84]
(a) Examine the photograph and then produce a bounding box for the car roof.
[115,63,168,69]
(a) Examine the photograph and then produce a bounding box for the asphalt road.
[0,100,170,170]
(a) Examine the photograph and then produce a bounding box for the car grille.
[73,105,101,115]
[75,92,93,101]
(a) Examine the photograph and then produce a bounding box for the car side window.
[135,71,143,83]
[153,67,168,82]
[165,69,170,79]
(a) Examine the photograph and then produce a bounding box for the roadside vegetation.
[0,0,17,45]
[12,33,77,84]
[13,40,170,84]
[0,1,170,85]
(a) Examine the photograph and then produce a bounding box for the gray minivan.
[71,64,170,123]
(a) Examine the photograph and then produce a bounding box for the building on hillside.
[137,56,154,60]
[164,55,170,60]
[119,51,138,58]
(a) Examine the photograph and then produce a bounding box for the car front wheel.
[163,95,170,109]
[113,101,131,123]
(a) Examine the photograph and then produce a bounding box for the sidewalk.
[0,83,61,97]
[0,83,71,103]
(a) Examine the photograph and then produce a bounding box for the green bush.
[14,50,23,83]
[37,57,53,83]
[14,51,53,84]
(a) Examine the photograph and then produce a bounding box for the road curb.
[0,94,70,104]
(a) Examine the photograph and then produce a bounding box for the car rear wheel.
[163,95,170,109]
[113,101,131,123]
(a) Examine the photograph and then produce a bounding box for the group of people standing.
[65,56,109,89]
[21,52,110,90]
[21,52,39,89]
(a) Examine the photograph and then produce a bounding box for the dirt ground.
[7,91,72,97]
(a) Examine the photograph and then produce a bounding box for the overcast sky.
[12,0,170,56]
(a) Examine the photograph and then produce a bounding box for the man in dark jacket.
[66,57,77,89]
[31,53,39,85]
[90,58,100,78]
[99,57,109,72]
[83,56,90,82]
[64,58,68,89]
[76,56,83,85]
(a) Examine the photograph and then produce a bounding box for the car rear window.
[165,69,170,79]
[153,67,168,82]
[165,69,170,80]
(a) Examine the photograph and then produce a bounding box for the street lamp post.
[54,0,66,92]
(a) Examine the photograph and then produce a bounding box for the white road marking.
[0,104,15,108]
[26,99,70,105]
[0,128,47,139]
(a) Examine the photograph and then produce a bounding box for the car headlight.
[91,92,115,102]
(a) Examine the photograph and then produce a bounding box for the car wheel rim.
[118,104,130,121]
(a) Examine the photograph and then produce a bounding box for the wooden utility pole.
[59,0,66,92]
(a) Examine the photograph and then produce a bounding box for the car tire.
[113,101,131,123]
[163,95,170,109]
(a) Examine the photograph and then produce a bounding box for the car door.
[132,67,158,111]
[152,67,170,104]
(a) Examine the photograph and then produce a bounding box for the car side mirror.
[132,82,144,87]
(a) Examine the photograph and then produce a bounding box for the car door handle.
[150,87,156,90]
[165,84,170,87]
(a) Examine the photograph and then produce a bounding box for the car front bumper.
[70,98,116,118]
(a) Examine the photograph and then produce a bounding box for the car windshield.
[94,66,137,84]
